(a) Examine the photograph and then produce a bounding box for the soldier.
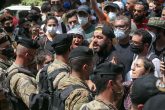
[7,37,39,109]
[46,33,73,88]
[56,46,94,110]
[80,62,124,110]
[0,31,13,110]
[130,74,159,110]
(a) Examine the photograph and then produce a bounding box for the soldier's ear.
[25,52,28,57]
[107,80,113,88]
[137,104,144,110]
[83,64,89,71]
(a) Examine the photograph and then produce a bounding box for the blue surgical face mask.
[108,12,117,21]
[114,29,127,40]
[78,16,88,26]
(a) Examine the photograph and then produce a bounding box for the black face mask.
[4,25,14,33]
[1,47,14,59]
[130,44,144,54]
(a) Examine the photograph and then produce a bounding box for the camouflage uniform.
[7,63,37,108]
[0,58,12,110]
[36,58,70,88]
[80,98,117,110]
[57,74,91,110]
[47,58,70,88]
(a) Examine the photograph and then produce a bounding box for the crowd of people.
[0,0,165,110]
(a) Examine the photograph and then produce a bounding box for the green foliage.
[21,0,43,6]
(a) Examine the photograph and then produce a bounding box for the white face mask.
[56,16,62,22]
[108,12,117,21]
[114,28,127,40]
[46,26,57,34]
[78,16,88,26]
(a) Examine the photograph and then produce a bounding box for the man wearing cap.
[102,1,120,21]
[7,38,39,109]
[80,62,124,110]
[90,0,119,24]
[143,93,165,110]
[0,32,13,110]
[45,34,73,88]
[56,46,94,110]
[77,5,95,42]
[130,74,159,110]
[147,17,165,57]
[91,24,117,66]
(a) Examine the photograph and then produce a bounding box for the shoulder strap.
[38,64,51,93]
[6,67,34,92]
[5,67,31,110]
[48,68,69,80]
[148,53,158,61]
[0,61,9,70]
[60,84,89,101]
[47,68,69,94]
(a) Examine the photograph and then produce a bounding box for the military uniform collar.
[12,62,24,68]
[95,97,117,110]
[53,58,70,69]
[68,74,89,89]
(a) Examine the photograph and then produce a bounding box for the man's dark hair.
[135,1,149,11]
[92,62,124,94]
[18,10,29,19]
[66,9,77,20]
[93,74,120,94]
[41,2,51,13]
[45,16,58,25]
[133,29,152,45]
[35,49,53,65]
[31,6,41,13]
[54,45,71,55]
[69,57,93,72]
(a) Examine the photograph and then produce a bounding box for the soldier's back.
[7,65,37,109]
[57,74,91,110]
[47,59,70,88]
[0,60,12,110]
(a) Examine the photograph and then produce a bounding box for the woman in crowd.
[124,57,155,110]
[38,16,59,53]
